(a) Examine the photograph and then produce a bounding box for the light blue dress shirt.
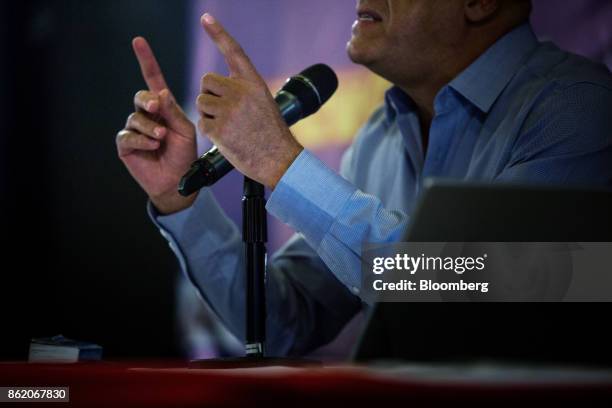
[150,24,612,356]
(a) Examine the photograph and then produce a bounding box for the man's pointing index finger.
[201,13,261,81]
[132,36,169,93]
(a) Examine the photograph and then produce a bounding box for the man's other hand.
[196,13,304,189]
[116,37,198,215]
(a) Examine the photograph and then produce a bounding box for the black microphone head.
[281,63,338,117]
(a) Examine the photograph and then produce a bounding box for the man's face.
[347,0,465,86]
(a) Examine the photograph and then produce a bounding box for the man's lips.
[357,8,383,22]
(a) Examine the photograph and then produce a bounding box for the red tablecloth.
[1,361,611,407]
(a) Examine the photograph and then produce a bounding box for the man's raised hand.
[196,13,303,189]
[117,37,198,214]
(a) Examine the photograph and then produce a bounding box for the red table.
[1,361,611,407]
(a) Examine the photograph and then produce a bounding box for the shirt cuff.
[266,149,357,248]
[147,192,206,245]
[147,189,238,265]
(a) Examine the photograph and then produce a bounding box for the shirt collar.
[449,23,538,113]
[384,86,413,122]
[384,23,538,120]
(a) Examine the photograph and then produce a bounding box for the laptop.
[353,180,612,367]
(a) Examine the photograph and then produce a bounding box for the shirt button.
[351,286,360,295]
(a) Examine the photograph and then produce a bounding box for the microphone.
[178,64,338,196]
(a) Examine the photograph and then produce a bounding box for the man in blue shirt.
[116,0,612,356]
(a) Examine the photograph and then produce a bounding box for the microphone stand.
[189,177,319,368]
[243,177,267,358]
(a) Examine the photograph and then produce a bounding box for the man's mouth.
[357,9,383,23]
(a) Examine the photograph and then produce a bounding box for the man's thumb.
[159,89,194,137]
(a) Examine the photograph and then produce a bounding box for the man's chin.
[346,42,377,66]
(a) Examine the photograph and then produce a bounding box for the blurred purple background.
[532,0,612,68]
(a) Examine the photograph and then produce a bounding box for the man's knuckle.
[116,129,127,142]
[202,72,214,83]
[200,74,209,88]
[134,90,147,101]
[202,72,223,88]
[126,112,138,125]
[196,94,205,107]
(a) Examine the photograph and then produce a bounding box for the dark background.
[0,1,188,359]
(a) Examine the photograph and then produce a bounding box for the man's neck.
[395,25,519,153]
